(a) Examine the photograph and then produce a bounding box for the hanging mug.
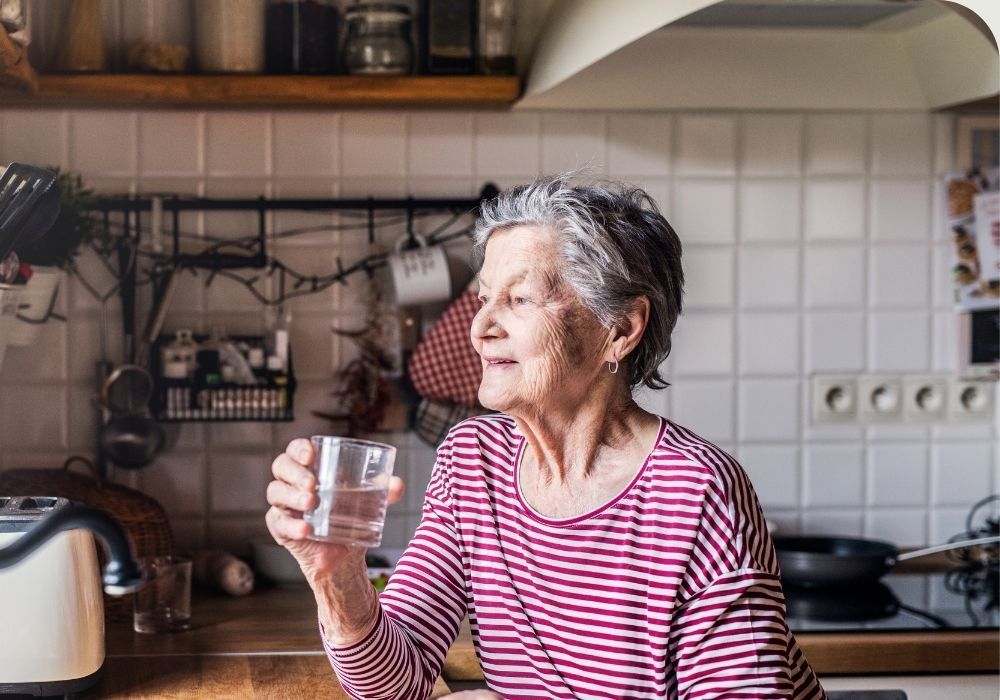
[387,234,452,306]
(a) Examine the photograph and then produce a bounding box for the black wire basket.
[150,334,296,422]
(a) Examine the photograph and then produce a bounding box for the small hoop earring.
[608,360,619,374]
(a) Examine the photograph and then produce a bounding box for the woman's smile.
[483,356,518,369]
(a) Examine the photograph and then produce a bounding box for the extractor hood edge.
[516,0,999,112]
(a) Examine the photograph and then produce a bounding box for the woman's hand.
[265,438,405,583]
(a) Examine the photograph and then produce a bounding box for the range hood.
[515,0,999,111]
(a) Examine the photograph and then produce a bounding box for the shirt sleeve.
[668,445,826,700]
[669,568,825,699]
[320,432,468,700]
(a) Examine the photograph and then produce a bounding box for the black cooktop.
[783,565,999,632]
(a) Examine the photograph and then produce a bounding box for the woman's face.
[471,225,610,416]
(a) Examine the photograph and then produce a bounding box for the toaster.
[0,497,105,697]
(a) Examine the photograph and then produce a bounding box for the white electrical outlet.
[858,375,904,423]
[948,378,996,422]
[811,375,858,424]
[902,375,949,423]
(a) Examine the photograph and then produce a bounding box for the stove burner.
[785,582,899,624]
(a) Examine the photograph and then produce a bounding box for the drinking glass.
[133,555,192,634]
[303,436,396,547]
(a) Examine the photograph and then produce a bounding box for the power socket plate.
[902,375,949,423]
[948,379,997,423]
[857,375,904,423]
[811,375,858,424]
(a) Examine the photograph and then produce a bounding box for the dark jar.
[265,0,339,74]
[342,3,414,76]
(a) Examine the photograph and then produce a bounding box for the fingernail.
[299,449,310,462]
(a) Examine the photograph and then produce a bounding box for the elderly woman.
[266,175,826,700]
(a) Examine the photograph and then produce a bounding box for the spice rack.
[150,334,297,422]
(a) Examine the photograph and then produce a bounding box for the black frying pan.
[775,535,1000,587]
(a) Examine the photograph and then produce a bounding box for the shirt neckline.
[513,416,666,527]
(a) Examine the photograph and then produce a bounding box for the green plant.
[16,169,104,270]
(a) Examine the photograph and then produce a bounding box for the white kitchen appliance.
[0,497,113,696]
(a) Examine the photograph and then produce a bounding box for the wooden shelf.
[3,74,521,109]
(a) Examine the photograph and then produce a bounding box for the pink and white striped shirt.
[323,414,827,699]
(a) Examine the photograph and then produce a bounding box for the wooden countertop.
[90,586,453,699]
[92,655,451,699]
[94,578,998,696]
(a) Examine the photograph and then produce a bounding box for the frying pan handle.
[895,535,1000,561]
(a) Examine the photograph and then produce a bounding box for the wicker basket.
[0,456,174,622]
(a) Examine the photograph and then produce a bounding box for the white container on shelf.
[5,266,62,346]
[194,0,265,73]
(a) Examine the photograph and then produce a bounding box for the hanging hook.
[406,198,417,248]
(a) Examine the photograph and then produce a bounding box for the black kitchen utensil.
[0,163,60,263]
[98,229,165,470]
[100,413,166,469]
[775,535,1000,588]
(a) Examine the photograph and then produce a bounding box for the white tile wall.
[674,179,736,243]
[738,445,800,509]
[804,179,866,241]
[804,114,867,175]
[739,179,800,243]
[1,108,995,555]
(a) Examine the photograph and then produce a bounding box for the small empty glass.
[133,556,192,634]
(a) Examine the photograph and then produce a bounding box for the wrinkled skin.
[472,226,611,420]
[472,225,661,516]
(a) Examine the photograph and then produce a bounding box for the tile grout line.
[796,113,808,532]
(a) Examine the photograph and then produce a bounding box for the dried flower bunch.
[315,276,399,435]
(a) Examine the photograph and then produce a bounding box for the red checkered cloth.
[408,287,482,407]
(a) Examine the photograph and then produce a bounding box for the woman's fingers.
[387,476,405,505]
[272,452,315,491]
[286,438,314,465]
[267,478,316,512]
[265,506,311,543]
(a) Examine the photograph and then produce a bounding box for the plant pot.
[6,267,63,346]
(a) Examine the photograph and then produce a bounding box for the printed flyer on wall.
[945,169,1000,311]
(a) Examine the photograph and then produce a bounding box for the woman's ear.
[607,296,650,362]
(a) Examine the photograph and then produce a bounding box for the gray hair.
[472,173,684,391]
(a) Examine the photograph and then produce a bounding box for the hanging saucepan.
[98,261,177,470]
[774,534,1000,588]
[100,361,164,470]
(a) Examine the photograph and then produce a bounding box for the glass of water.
[303,436,396,547]
[133,556,192,634]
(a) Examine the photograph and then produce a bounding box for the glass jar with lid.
[342,3,413,76]
[265,0,339,74]
[121,0,193,72]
